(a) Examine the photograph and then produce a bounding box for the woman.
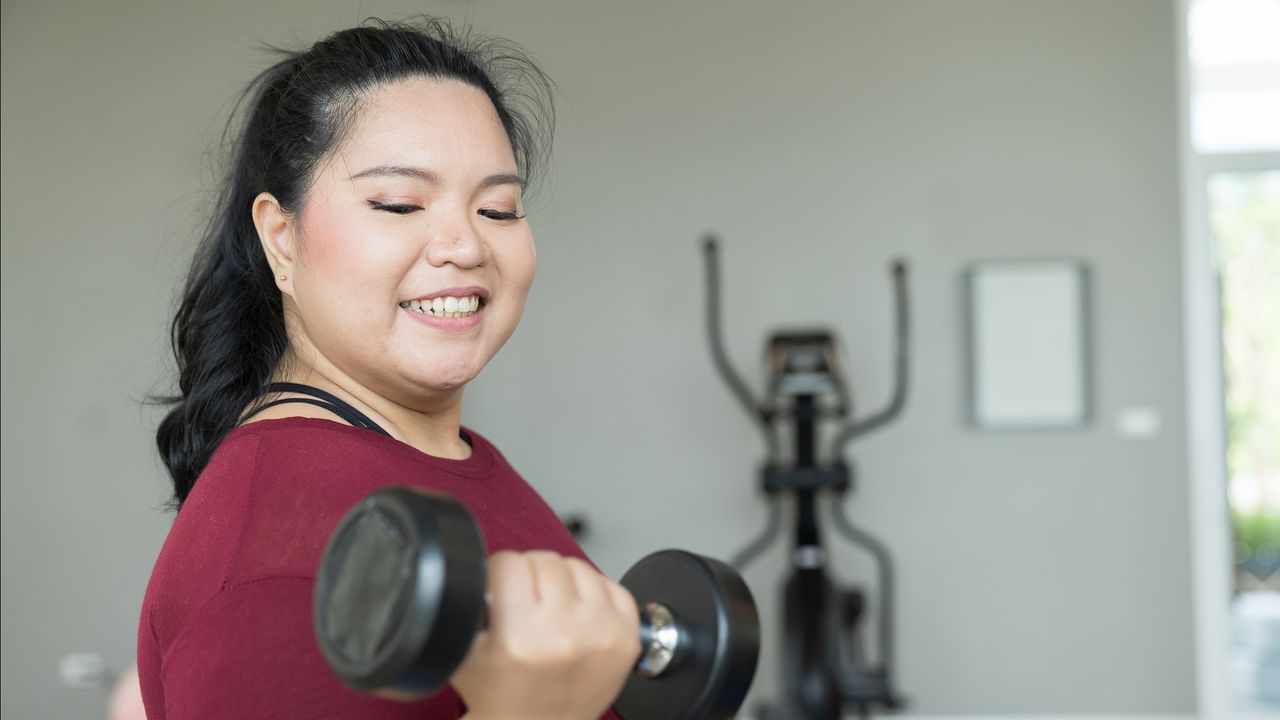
[140,19,638,720]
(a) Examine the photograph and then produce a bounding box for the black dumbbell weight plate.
[314,486,487,697]
[615,550,760,720]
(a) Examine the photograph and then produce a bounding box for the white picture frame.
[965,260,1092,430]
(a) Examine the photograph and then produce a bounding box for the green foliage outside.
[1235,509,1280,555]
[1211,171,1280,582]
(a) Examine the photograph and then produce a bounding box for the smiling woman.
[247,77,537,449]
[140,19,641,720]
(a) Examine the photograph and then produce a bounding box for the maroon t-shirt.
[138,417,622,719]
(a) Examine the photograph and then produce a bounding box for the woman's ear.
[252,192,296,296]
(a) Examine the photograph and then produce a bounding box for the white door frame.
[1177,2,1280,719]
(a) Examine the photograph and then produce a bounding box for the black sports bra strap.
[242,382,392,437]
[243,397,374,429]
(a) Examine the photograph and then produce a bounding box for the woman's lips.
[402,303,484,331]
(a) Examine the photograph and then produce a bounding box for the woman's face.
[267,77,535,408]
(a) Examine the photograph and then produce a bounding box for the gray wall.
[0,1,1194,717]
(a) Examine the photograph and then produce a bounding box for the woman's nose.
[425,212,485,268]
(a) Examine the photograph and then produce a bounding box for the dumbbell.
[313,486,760,720]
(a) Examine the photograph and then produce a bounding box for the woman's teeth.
[400,295,482,318]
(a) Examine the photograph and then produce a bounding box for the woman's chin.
[401,365,483,394]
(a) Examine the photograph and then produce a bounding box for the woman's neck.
[271,349,472,461]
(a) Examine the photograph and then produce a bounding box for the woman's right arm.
[159,577,457,720]
[159,554,637,720]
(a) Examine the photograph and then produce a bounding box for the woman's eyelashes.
[478,208,526,221]
[367,199,525,221]
[367,200,421,215]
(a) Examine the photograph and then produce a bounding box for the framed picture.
[965,259,1092,430]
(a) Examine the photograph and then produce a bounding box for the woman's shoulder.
[182,418,503,541]
[173,419,531,583]
[225,415,397,455]
[178,417,396,512]
[224,416,499,478]
[159,420,433,609]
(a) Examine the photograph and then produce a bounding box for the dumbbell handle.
[635,602,681,677]
[478,595,683,678]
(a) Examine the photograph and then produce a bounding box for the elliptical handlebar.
[702,235,782,464]
[830,259,910,457]
[703,236,910,462]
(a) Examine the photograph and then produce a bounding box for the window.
[1190,0,1280,153]
[1186,0,1280,713]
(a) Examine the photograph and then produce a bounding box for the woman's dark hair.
[156,17,554,507]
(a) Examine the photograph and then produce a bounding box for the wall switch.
[58,653,108,689]
[1117,406,1162,439]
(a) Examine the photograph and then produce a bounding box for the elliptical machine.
[700,236,909,720]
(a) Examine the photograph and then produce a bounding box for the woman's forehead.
[332,77,517,181]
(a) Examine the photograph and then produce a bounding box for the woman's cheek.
[492,241,536,345]
[309,213,371,266]
[504,234,538,296]
[296,220,397,341]
[308,216,408,292]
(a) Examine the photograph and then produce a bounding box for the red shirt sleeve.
[156,576,462,720]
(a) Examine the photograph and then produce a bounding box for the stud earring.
[279,274,287,282]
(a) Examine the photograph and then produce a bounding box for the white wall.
[0,1,1194,717]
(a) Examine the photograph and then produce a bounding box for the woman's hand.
[451,550,641,720]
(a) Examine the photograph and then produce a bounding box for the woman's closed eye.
[478,208,526,221]
[367,200,421,215]
[367,200,524,221]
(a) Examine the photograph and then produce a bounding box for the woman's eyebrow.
[348,165,522,188]
[349,165,438,183]
[479,173,523,188]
